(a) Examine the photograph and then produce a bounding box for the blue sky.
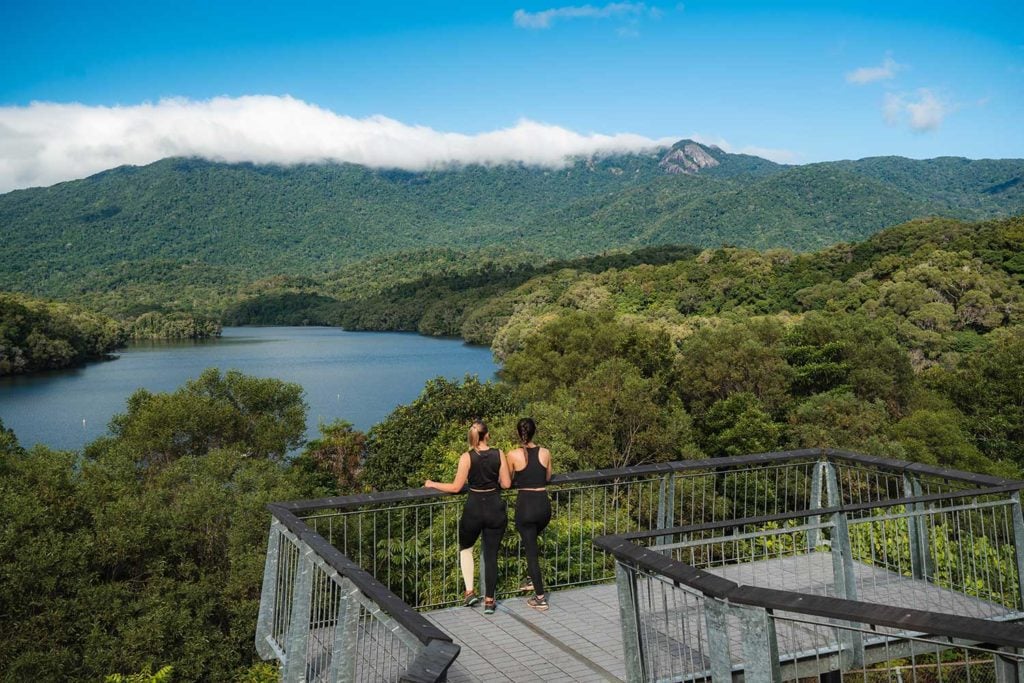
[1,1,1022,190]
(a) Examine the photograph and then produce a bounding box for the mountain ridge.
[1,140,1022,315]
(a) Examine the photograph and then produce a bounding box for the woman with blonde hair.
[425,420,511,615]
[507,417,553,610]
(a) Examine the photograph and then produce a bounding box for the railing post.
[1012,492,1024,612]
[329,577,361,683]
[666,473,676,528]
[902,473,931,580]
[822,461,856,602]
[282,542,315,683]
[615,562,646,682]
[656,474,673,546]
[829,510,864,670]
[737,605,781,682]
[255,520,282,660]
[996,647,1024,683]
[829,511,858,603]
[807,460,827,551]
[704,599,732,683]
[823,462,864,671]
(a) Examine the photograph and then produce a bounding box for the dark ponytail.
[516,417,536,446]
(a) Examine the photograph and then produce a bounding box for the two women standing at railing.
[425,420,511,615]
[507,417,553,611]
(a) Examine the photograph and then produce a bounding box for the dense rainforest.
[2,213,1023,680]
[1,142,1022,320]
[0,292,220,376]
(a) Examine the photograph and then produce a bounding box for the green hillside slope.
[1,141,1021,316]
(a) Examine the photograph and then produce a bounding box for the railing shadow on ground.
[255,448,1024,682]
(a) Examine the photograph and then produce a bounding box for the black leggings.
[515,490,552,596]
[459,491,507,598]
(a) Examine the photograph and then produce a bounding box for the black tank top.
[513,446,547,488]
[468,448,501,490]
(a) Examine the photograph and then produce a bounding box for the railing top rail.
[616,481,1024,542]
[273,448,1017,515]
[267,503,454,650]
[823,448,1014,487]
[593,534,1024,649]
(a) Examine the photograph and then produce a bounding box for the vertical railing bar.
[282,542,314,682]
[256,522,282,660]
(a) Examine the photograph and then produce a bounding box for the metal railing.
[279,449,945,611]
[255,508,460,682]
[595,457,1024,682]
[258,448,1024,682]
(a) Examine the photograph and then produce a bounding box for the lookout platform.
[427,553,1024,682]
[257,450,1024,682]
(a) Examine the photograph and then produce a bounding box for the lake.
[0,327,498,451]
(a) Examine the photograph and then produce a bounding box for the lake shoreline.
[0,327,498,452]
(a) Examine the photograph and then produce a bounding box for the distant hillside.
[1,141,1021,314]
[0,291,221,375]
[0,293,125,375]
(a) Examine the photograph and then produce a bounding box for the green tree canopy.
[106,368,307,467]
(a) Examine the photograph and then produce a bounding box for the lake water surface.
[0,327,497,451]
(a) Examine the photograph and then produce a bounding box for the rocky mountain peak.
[658,141,721,175]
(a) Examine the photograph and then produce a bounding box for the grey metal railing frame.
[257,503,461,682]
[258,447,1024,682]
[594,451,1024,683]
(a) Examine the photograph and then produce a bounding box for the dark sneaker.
[463,590,481,607]
[483,598,496,615]
[518,578,534,592]
[527,595,549,611]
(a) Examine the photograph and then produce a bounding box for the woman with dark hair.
[425,420,511,615]
[508,417,553,611]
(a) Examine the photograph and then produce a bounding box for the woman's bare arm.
[424,452,471,493]
[498,450,512,489]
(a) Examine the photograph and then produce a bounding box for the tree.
[501,308,676,401]
[362,376,521,490]
[107,368,307,467]
[530,359,698,471]
[787,390,892,451]
[699,392,782,457]
[939,326,1024,463]
[293,420,367,493]
[891,408,1002,474]
[0,444,92,679]
[674,318,793,416]
[0,371,322,682]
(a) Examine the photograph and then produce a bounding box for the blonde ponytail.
[468,420,488,450]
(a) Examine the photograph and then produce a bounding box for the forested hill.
[1,140,1022,309]
[233,215,1024,357]
[0,292,221,375]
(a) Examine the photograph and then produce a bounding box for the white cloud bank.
[883,89,951,131]
[846,55,903,85]
[513,2,657,29]
[0,95,682,193]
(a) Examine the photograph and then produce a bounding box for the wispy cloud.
[514,2,656,29]
[883,89,951,131]
[0,96,681,193]
[846,55,904,85]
